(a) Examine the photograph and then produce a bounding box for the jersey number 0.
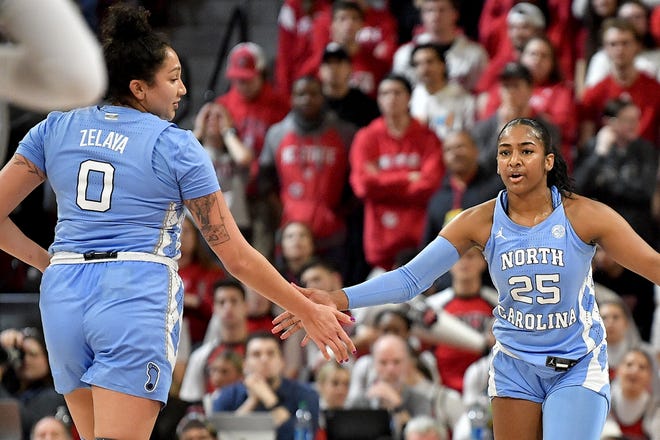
[76,160,115,212]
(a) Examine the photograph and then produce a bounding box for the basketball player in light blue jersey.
[275,118,660,439]
[0,5,354,440]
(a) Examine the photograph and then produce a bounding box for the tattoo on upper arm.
[12,155,46,180]
[185,194,230,246]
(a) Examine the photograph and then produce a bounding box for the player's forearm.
[0,218,50,272]
[226,243,317,318]
[330,290,350,311]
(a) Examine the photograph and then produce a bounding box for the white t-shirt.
[584,48,660,87]
[410,82,476,141]
[393,33,488,92]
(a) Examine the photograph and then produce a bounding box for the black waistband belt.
[546,356,578,372]
[83,251,118,260]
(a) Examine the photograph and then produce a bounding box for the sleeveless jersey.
[483,186,605,366]
[16,105,220,258]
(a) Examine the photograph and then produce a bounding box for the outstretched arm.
[273,203,493,337]
[569,196,660,285]
[184,191,355,361]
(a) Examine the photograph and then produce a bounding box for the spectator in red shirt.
[275,0,333,95]
[179,279,250,404]
[318,1,393,98]
[425,247,497,393]
[258,76,356,266]
[471,62,562,176]
[578,18,660,148]
[479,0,578,83]
[215,42,290,260]
[651,4,660,46]
[350,74,444,271]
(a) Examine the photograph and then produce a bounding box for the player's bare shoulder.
[441,198,496,252]
[563,193,619,244]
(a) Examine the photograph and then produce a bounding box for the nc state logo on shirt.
[287,182,304,199]
[381,211,399,228]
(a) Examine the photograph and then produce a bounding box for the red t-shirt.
[580,73,660,145]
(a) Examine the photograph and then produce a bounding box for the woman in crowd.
[607,348,660,439]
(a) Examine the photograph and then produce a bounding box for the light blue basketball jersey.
[483,186,605,366]
[16,105,220,257]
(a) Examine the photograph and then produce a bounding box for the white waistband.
[50,251,178,271]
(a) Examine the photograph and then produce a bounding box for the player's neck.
[506,187,554,226]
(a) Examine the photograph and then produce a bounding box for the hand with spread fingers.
[294,302,355,362]
[273,284,354,360]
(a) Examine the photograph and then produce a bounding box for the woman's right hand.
[297,302,356,363]
[273,288,355,362]
[272,285,340,337]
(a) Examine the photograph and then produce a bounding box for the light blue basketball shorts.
[488,344,610,438]
[40,254,183,404]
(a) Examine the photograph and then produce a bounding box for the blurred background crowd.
[1,0,660,439]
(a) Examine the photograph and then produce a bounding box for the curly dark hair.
[100,3,170,105]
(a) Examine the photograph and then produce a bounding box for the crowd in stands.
[3,0,660,439]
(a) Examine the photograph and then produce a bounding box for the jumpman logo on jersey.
[495,227,507,240]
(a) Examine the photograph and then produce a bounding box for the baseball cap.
[507,2,546,29]
[226,42,266,80]
[322,42,351,63]
[499,62,533,84]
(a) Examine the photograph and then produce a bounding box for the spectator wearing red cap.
[214,42,290,260]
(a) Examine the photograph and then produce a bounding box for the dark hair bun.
[101,4,153,44]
